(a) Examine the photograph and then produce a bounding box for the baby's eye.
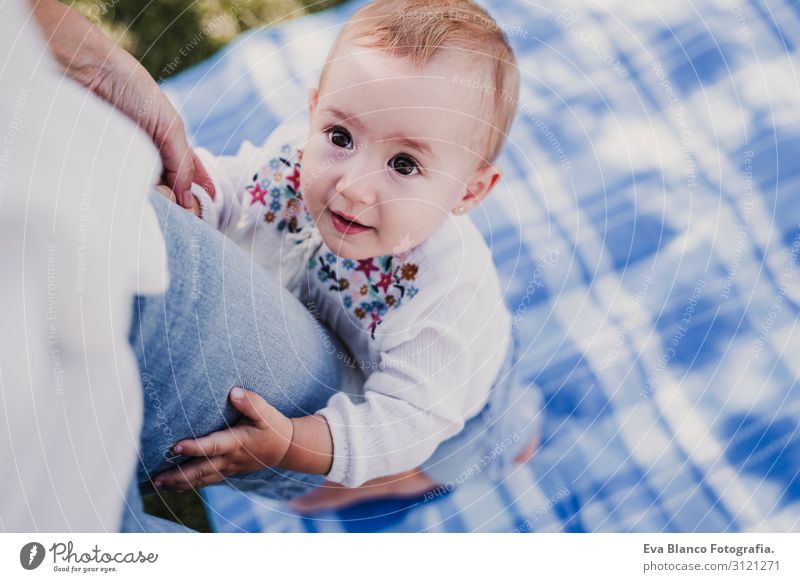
[389,154,420,176]
[327,126,353,149]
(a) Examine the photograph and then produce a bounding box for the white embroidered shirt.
[192,120,512,486]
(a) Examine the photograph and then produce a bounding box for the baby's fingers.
[173,429,241,458]
[153,458,229,492]
[229,386,281,429]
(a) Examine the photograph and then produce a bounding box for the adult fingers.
[158,123,194,209]
[191,150,216,200]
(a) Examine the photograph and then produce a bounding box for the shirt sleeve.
[317,285,490,487]
[189,119,310,273]
[191,142,278,248]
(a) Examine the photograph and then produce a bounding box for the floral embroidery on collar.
[245,143,311,234]
[246,137,422,339]
[309,252,421,339]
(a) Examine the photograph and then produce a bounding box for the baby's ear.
[307,87,319,117]
[459,162,502,212]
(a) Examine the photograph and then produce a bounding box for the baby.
[155,0,541,510]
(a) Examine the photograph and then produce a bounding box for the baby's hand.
[153,388,293,491]
[154,183,202,217]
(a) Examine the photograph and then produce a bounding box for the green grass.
[69,0,348,80]
[142,489,212,532]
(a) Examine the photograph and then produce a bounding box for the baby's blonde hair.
[318,0,520,166]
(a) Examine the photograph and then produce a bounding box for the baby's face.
[301,39,500,260]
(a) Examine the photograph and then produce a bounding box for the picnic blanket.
[162,0,800,532]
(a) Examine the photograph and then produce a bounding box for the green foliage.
[142,490,212,532]
[69,0,348,80]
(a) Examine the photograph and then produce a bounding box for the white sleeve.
[191,142,264,239]
[317,288,486,487]
[189,120,309,272]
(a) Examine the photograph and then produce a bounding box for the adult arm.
[30,0,215,207]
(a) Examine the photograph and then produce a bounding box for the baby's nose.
[336,169,377,207]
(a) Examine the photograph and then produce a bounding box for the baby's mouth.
[329,210,372,235]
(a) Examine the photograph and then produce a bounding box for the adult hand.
[31,0,216,208]
[154,184,202,218]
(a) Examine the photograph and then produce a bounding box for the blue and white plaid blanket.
[162,0,800,532]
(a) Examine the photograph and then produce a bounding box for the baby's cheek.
[300,165,330,206]
[300,144,334,184]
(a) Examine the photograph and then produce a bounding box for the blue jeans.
[128,193,348,507]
